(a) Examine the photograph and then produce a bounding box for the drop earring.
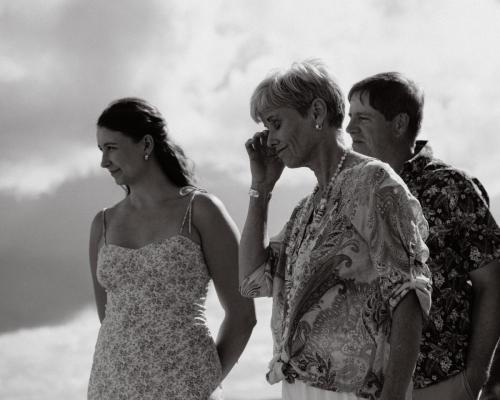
[144,154,149,161]
[315,122,323,130]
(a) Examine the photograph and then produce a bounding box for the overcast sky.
[1,0,500,399]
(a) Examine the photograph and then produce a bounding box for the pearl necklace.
[283,149,348,274]
[310,150,347,227]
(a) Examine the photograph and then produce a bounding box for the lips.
[351,139,364,146]
[276,147,286,156]
[109,169,120,176]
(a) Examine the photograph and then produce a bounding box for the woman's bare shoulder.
[191,191,228,220]
[90,199,127,233]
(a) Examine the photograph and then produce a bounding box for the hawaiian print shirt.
[399,141,500,389]
[241,156,432,399]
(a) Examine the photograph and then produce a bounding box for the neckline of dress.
[102,234,201,252]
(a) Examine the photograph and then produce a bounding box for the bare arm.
[481,338,500,399]
[239,190,273,284]
[381,291,423,400]
[240,131,284,284]
[193,193,256,381]
[467,260,500,397]
[89,211,107,323]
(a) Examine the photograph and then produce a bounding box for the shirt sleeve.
[421,169,500,273]
[353,162,433,319]
[239,224,286,298]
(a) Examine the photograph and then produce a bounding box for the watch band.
[249,188,272,200]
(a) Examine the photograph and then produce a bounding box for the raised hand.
[245,130,284,191]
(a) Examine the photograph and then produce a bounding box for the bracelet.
[249,188,272,200]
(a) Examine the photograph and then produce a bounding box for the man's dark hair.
[348,72,424,141]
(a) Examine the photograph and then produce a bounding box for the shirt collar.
[400,140,433,175]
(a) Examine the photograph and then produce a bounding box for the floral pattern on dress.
[88,235,222,400]
[241,156,432,399]
[399,141,500,389]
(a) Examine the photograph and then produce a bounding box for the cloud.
[0,146,98,197]
[0,162,312,333]
[1,0,499,332]
[0,173,121,333]
[1,0,499,199]
[1,2,500,397]
[0,300,281,399]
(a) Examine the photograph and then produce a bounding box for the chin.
[279,154,303,169]
[112,175,125,186]
[352,143,370,157]
[282,158,303,169]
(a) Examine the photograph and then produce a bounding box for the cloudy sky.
[1,0,500,399]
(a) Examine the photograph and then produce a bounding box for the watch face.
[249,188,272,200]
[248,189,261,198]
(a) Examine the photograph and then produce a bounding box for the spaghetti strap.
[179,186,206,235]
[102,208,108,245]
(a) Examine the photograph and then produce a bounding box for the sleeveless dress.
[88,189,223,400]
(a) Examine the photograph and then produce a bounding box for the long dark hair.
[97,98,196,190]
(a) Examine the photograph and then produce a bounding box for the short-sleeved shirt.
[241,156,432,399]
[399,141,500,389]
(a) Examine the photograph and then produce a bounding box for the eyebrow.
[265,114,278,123]
[98,141,118,149]
[349,111,372,117]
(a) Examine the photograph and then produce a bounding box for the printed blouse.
[241,156,432,399]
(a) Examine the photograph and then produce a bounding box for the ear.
[143,134,155,155]
[310,98,328,130]
[392,113,410,138]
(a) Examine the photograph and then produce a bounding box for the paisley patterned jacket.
[241,156,432,399]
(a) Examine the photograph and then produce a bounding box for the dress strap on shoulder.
[179,186,206,235]
[102,208,108,245]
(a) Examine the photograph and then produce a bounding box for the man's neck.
[387,140,417,173]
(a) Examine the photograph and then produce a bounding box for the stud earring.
[315,122,323,130]
[144,154,149,161]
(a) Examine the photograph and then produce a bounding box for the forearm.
[239,190,272,284]
[381,292,423,400]
[92,279,107,323]
[215,314,256,380]
[466,281,500,395]
[481,339,500,399]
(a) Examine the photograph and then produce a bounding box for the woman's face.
[262,106,316,168]
[96,126,146,186]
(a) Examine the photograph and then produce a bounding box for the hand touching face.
[245,129,284,189]
[259,106,316,169]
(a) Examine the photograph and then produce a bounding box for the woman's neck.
[307,130,347,192]
[127,166,182,209]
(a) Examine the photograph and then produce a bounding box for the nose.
[100,151,110,168]
[266,130,278,148]
[346,118,356,135]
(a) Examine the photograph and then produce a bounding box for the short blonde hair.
[250,60,345,128]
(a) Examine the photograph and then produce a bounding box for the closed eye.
[266,116,281,130]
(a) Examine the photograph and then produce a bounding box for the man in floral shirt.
[347,72,500,400]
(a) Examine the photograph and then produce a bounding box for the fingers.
[244,137,257,156]
[245,130,269,155]
[256,130,268,147]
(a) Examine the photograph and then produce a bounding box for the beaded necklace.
[284,150,348,274]
[310,150,347,231]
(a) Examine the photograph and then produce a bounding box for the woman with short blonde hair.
[240,60,432,400]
